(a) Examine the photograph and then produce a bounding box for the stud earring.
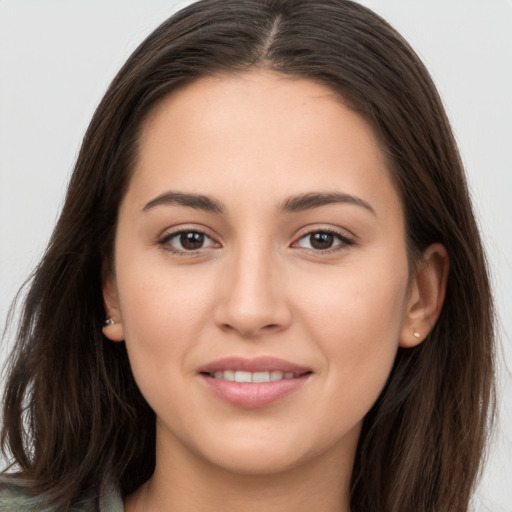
[102,317,124,342]
[413,330,421,339]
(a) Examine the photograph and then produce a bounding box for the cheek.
[297,259,407,336]
[292,255,409,403]
[114,256,215,381]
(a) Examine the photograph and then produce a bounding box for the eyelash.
[157,228,355,256]
[293,229,355,254]
[157,228,217,256]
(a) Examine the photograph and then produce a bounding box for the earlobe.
[102,318,125,342]
[399,243,449,348]
[102,264,125,342]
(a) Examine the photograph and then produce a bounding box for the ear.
[102,261,125,342]
[399,243,449,348]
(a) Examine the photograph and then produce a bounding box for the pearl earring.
[104,318,116,327]
[413,330,421,339]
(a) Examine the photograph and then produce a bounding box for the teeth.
[223,370,235,382]
[210,370,300,382]
[252,371,270,383]
[235,371,252,383]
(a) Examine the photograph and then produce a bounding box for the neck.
[125,427,357,512]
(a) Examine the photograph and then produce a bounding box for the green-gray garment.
[0,477,123,512]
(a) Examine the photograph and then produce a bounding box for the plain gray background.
[1,1,511,510]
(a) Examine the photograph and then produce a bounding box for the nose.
[214,246,292,338]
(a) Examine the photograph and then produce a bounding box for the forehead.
[139,71,380,162]
[126,71,401,222]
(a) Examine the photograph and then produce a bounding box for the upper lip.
[198,356,312,375]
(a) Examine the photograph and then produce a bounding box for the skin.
[103,71,448,512]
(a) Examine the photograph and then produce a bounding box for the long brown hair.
[1,1,495,510]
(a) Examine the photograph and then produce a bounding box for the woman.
[0,1,495,511]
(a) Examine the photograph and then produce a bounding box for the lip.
[197,356,312,409]
[198,356,311,374]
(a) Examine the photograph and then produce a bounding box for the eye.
[159,230,218,253]
[294,230,353,251]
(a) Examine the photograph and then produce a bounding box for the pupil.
[311,232,334,249]
[180,232,204,250]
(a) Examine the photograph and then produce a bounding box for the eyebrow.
[142,190,375,216]
[142,191,225,213]
[279,192,376,215]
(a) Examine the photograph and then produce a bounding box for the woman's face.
[104,71,420,476]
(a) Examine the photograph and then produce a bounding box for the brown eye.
[180,232,205,250]
[309,232,335,249]
[161,230,217,253]
[294,230,353,252]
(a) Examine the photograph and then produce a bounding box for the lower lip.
[200,374,311,409]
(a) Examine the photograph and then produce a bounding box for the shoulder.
[0,476,53,512]
[0,475,124,512]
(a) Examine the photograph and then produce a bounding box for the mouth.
[197,357,313,408]
[202,369,309,383]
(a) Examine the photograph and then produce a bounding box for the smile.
[198,357,312,408]
[207,370,302,382]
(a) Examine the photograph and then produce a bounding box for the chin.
[205,444,308,476]
[190,422,359,477]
